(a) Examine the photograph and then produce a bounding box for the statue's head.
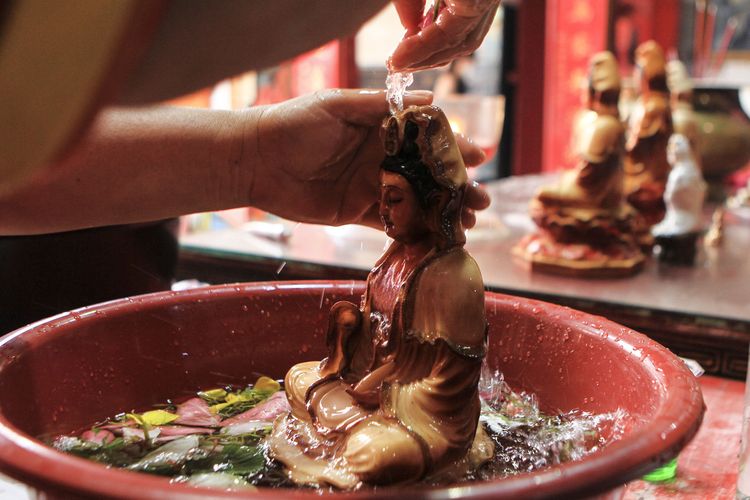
[666,60,693,100]
[380,105,468,247]
[588,51,621,109]
[667,133,692,166]
[635,40,667,92]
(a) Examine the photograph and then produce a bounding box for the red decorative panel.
[542,0,609,172]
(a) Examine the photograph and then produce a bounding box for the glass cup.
[432,94,505,162]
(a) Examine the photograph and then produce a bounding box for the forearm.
[0,106,260,235]
[120,0,389,104]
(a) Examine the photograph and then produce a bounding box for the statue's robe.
[269,241,490,488]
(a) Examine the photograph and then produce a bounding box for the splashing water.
[472,366,628,480]
[386,71,414,115]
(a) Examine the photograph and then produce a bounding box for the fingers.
[391,16,458,71]
[390,1,499,71]
[454,133,485,167]
[461,207,477,229]
[463,182,491,229]
[319,89,433,126]
[404,8,495,69]
[465,180,490,210]
[393,0,425,34]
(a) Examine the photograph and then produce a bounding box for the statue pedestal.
[513,231,645,278]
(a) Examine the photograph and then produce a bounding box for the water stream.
[385,71,414,115]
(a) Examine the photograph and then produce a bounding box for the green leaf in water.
[215,389,274,419]
[642,458,678,483]
[188,444,265,476]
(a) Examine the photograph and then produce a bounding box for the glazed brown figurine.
[624,40,674,224]
[268,105,493,488]
[514,51,648,278]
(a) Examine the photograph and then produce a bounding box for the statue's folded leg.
[536,171,587,207]
[307,379,370,434]
[342,416,427,485]
[284,361,322,421]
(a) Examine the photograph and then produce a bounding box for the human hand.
[390,0,501,72]
[252,89,490,229]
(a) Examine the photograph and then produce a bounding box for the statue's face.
[667,135,689,165]
[379,170,431,244]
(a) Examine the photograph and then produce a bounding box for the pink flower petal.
[220,392,290,427]
[175,397,221,427]
[81,429,115,445]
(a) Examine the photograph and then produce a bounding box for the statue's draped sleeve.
[580,115,624,165]
[626,94,672,183]
[634,95,671,139]
[576,114,625,195]
[384,248,487,470]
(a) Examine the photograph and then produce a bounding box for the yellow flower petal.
[140,410,179,426]
[254,376,280,393]
[226,393,247,404]
[199,388,227,400]
[210,402,232,414]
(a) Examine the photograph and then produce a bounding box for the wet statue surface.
[514,51,650,278]
[268,105,493,488]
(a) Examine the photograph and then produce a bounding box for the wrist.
[228,106,266,209]
[242,105,278,212]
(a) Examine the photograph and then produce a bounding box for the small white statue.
[652,134,706,237]
[651,134,706,264]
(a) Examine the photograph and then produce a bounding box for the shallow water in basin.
[47,367,626,492]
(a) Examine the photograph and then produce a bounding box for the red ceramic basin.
[0,281,703,499]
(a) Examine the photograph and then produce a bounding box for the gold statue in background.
[515,51,648,277]
[666,59,701,165]
[268,106,492,488]
[624,40,674,224]
[536,52,625,210]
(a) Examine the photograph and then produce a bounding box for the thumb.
[321,89,433,126]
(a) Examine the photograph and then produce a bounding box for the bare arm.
[0,106,260,234]
[0,90,488,236]
[120,1,389,104]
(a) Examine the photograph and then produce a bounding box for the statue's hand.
[345,386,380,409]
[346,361,396,409]
[319,301,361,378]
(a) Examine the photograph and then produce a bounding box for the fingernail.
[404,90,433,97]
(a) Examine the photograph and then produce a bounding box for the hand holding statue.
[252,89,490,229]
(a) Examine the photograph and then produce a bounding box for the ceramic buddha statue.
[652,134,706,265]
[267,105,493,488]
[624,40,674,225]
[514,51,648,278]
